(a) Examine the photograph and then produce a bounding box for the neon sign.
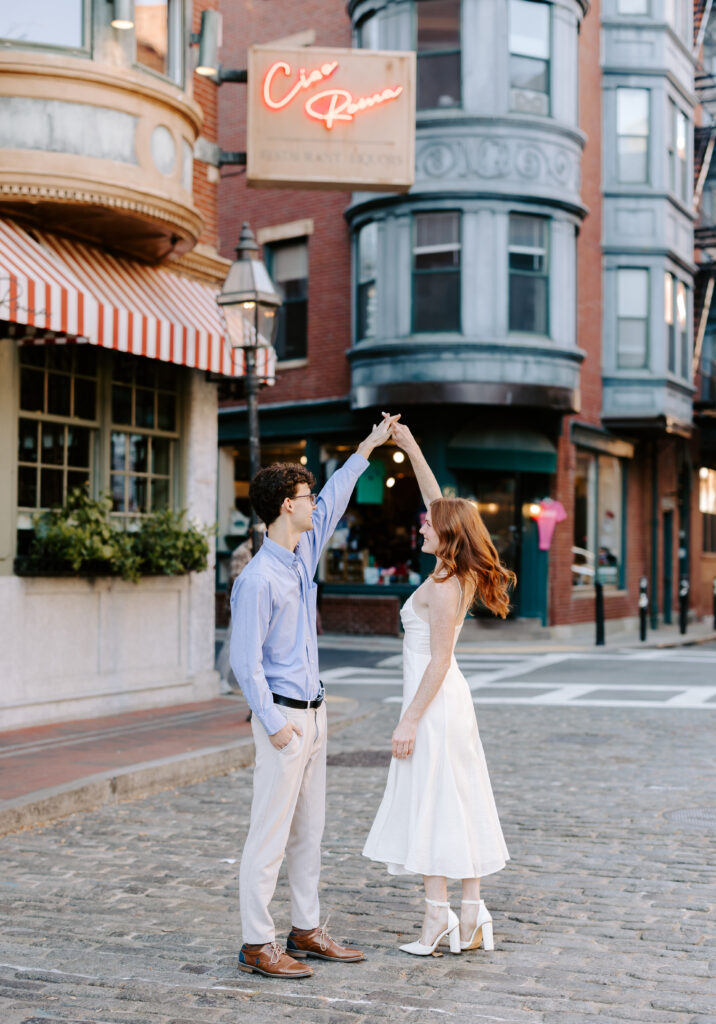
[262,59,404,130]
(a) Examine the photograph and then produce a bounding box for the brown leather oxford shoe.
[287,923,365,962]
[238,941,314,978]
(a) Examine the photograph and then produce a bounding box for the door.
[663,509,673,625]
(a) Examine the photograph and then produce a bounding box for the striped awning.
[0,219,274,379]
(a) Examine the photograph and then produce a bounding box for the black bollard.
[595,579,605,646]
[639,576,648,642]
[679,577,689,635]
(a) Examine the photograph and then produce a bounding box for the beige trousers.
[239,701,327,944]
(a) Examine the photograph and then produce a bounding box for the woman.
[362,422,515,956]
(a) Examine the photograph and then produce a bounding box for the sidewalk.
[0,692,363,837]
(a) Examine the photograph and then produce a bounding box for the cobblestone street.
[1,696,715,1024]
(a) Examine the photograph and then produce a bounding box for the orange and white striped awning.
[0,219,274,379]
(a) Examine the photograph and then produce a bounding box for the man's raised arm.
[301,414,399,576]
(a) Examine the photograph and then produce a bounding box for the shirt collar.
[261,533,298,568]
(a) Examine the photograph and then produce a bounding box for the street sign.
[246,45,416,192]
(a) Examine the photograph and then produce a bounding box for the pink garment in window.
[535,500,567,551]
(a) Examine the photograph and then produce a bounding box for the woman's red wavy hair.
[429,498,517,619]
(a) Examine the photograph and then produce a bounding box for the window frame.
[508,213,550,336]
[616,87,650,185]
[700,468,716,553]
[508,0,552,118]
[411,210,462,334]
[573,449,627,591]
[0,0,90,57]
[264,237,309,365]
[415,0,462,112]
[617,0,650,13]
[616,267,650,370]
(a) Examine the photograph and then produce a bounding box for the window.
[665,272,676,373]
[412,212,461,332]
[668,100,688,202]
[0,0,84,49]
[416,0,461,110]
[573,451,625,588]
[136,0,184,84]
[617,88,649,183]
[17,346,97,514]
[666,0,689,40]
[677,280,689,380]
[355,12,380,49]
[508,214,549,334]
[357,222,378,341]
[700,467,716,553]
[110,353,179,519]
[509,0,550,116]
[617,268,649,368]
[618,0,649,12]
[267,239,308,362]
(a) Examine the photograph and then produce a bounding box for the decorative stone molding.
[0,51,204,260]
[167,245,231,286]
[414,128,584,210]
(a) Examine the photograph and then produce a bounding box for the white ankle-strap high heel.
[399,898,461,956]
[459,899,494,951]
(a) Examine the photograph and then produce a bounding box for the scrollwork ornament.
[420,142,457,178]
[473,138,510,179]
[515,145,544,180]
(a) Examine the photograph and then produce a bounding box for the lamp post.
[217,222,281,554]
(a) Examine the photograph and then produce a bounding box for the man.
[230,414,398,979]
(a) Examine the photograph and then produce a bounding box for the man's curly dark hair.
[249,463,317,526]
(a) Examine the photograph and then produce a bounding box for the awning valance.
[0,219,274,379]
[447,427,558,474]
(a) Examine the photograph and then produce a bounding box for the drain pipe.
[650,440,659,631]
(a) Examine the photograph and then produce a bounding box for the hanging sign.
[247,45,416,192]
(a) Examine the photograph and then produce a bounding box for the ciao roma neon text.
[262,59,404,129]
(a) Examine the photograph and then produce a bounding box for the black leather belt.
[273,688,324,709]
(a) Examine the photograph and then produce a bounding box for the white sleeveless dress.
[362,587,509,880]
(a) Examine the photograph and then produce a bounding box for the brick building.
[217,0,716,636]
[0,0,255,726]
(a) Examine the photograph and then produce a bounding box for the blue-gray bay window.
[412,212,461,333]
[665,272,689,378]
[266,239,309,362]
[617,88,650,183]
[509,0,550,117]
[617,268,649,368]
[356,222,378,341]
[508,214,549,335]
[416,0,461,111]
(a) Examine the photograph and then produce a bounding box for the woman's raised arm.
[390,419,442,508]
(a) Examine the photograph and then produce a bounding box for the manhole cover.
[549,734,609,745]
[663,807,716,830]
[327,750,391,767]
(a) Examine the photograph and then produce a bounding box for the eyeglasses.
[292,493,317,506]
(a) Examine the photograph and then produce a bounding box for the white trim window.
[412,212,461,332]
[416,0,461,110]
[617,88,649,184]
[617,268,649,369]
[136,0,184,85]
[266,238,309,363]
[508,214,549,334]
[668,100,689,203]
[509,0,550,117]
[356,222,378,342]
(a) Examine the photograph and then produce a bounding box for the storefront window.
[110,353,179,519]
[573,451,624,588]
[509,214,548,334]
[17,346,97,517]
[1,0,84,49]
[416,0,461,110]
[509,0,550,117]
[617,268,649,369]
[699,467,716,553]
[412,211,461,332]
[136,0,184,84]
[266,239,308,362]
[356,222,378,341]
[617,88,650,183]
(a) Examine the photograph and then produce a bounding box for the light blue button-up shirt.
[230,453,369,735]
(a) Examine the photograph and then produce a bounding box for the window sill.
[275,357,308,370]
[572,587,628,599]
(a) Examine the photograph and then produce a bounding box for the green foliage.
[25,489,211,581]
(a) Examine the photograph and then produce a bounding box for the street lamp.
[217,222,282,554]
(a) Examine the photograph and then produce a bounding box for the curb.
[0,701,374,838]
